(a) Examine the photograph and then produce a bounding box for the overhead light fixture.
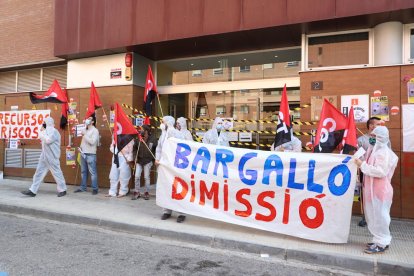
[218,61,221,63]
[274,55,278,58]
[190,63,194,66]
[243,58,247,61]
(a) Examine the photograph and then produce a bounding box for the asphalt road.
[0,213,357,276]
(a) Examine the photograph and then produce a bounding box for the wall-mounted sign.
[110,68,122,79]
[341,95,369,123]
[311,81,323,90]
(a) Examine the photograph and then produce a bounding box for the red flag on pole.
[314,99,348,153]
[85,82,103,124]
[143,65,158,125]
[340,106,358,154]
[273,84,291,148]
[30,79,67,104]
[113,103,138,167]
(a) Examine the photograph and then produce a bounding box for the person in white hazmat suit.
[176,117,193,141]
[202,117,229,147]
[107,139,134,198]
[270,129,302,152]
[155,116,187,223]
[21,117,67,197]
[354,126,398,254]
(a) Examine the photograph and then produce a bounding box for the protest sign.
[157,138,357,243]
[0,110,50,139]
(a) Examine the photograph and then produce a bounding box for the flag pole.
[356,127,365,136]
[156,93,164,117]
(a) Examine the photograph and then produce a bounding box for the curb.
[1,203,413,275]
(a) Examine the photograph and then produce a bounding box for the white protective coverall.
[156,116,185,216]
[271,129,302,152]
[108,139,134,196]
[176,117,194,141]
[29,117,67,194]
[360,126,398,247]
[202,117,229,147]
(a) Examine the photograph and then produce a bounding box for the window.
[213,68,223,75]
[262,63,273,69]
[307,31,370,69]
[239,65,250,72]
[240,105,249,114]
[216,106,226,115]
[404,25,414,63]
[199,107,207,116]
[192,70,202,77]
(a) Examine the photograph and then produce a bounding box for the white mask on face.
[160,123,166,131]
[85,119,91,126]
[216,124,223,131]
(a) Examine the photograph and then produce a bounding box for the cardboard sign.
[156,138,357,243]
[0,110,50,139]
[75,124,86,137]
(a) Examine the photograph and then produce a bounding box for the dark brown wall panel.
[133,0,166,44]
[203,0,241,34]
[242,0,286,30]
[54,0,414,58]
[401,153,414,218]
[105,0,134,49]
[336,0,414,18]
[165,0,204,40]
[54,0,80,58]
[78,0,106,52]
[287,0,335,24]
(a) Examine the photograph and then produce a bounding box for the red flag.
[273,84,291,148]
[314,99,348,153]
[340,106,358,154]
[113,103,138,166]
[60,89,69,129]
[144,65,158,125]
[85,82,103,122]
[30,79,67,104]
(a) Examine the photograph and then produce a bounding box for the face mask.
[42,123,47,129]
[216,125,223,131]
[369,137,376,145]
[85,119,91,125]
[160,123,166,131]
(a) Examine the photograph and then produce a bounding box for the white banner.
[157,138,357,243]
[0,110,50,139]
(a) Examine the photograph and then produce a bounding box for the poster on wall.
[66,148,76,165]
[402,105,414,152]
[341,95,369,123]
[311,96,338,121]
[407,81,414,104]
[370,96,389,121]
[68,102,77,121]
[9,139,18,149]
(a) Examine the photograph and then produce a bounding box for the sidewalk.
[0,178,413,275]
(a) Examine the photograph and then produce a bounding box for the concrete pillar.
[374,21,403,66]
